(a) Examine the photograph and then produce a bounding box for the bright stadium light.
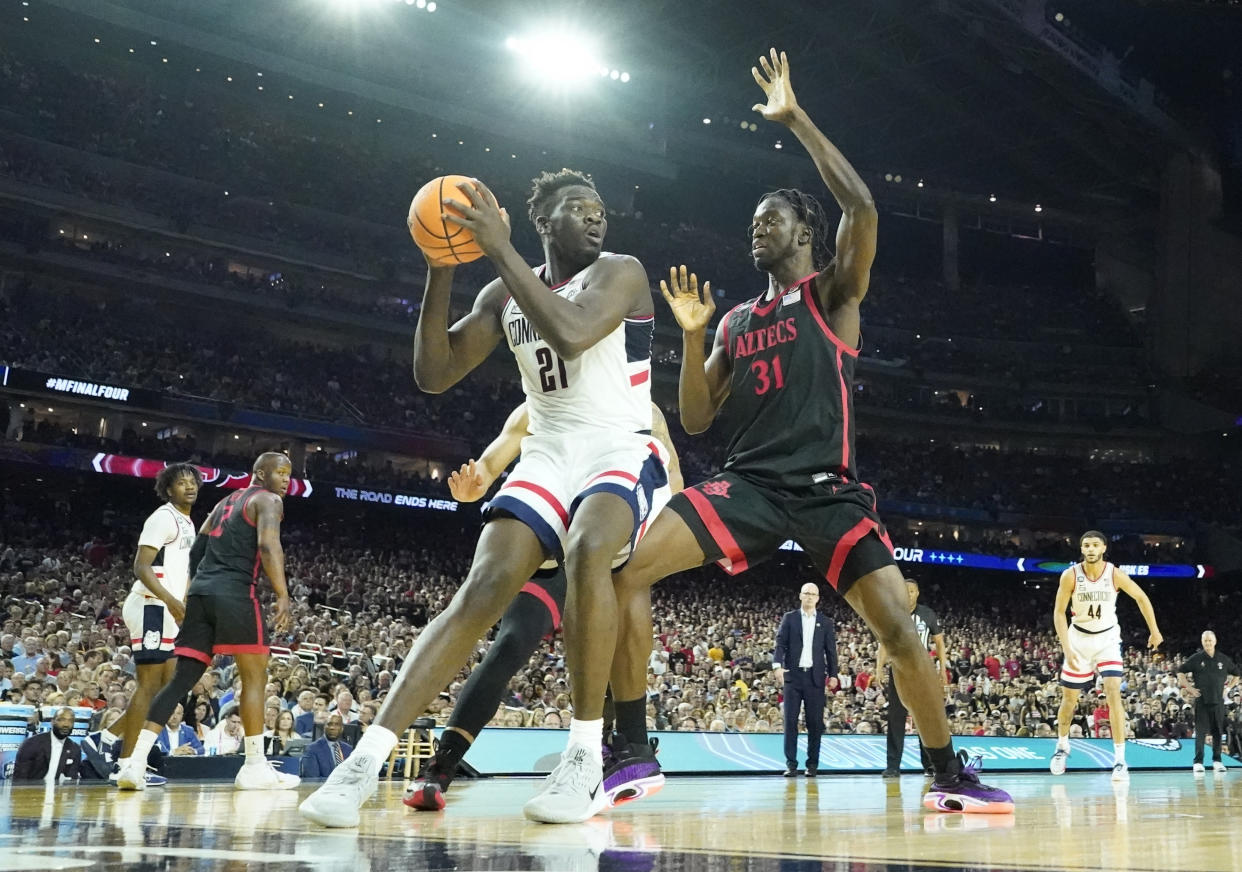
[506,27,619,89]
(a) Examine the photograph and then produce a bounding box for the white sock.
[568,718,604,762]
[1056,734,1070,752]
[243,734,265,764]
[353,724,399,765]
[101,728,120,745]
[131,729,157,767]
[1114,743,1126,765]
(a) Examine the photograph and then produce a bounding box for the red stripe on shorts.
[521,581,562,631]
[503,480,570,528]
[683,488,748,574]
[825,517,878,590]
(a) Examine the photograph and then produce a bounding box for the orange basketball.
[408,174,487,266]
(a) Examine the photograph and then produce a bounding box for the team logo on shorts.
[701,480,731,499]
[143,630,161,650]
[636,488,649,521]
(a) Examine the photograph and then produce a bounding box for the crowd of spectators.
[1,474,1238,760]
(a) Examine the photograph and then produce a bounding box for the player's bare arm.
[649,404,684,493]
[133,546,185,624]
[251,492,292,635]
[444,179,651,359]
[412,268,507,394]
[447,403,531,503]
[661,265,731,434]
[752,48,877,343]
[1053,568,1075,651]
[1114,569,1163,649]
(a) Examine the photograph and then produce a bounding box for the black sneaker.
[602,731,663,807]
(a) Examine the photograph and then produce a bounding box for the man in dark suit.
[301,713,353,778]
[773,583,837,776]
[13,707,83,782]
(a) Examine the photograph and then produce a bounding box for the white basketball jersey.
[1069,561,1118,632]
[132,503,197,600]
[502,255,653,436]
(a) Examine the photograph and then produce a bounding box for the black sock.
[436,729,471,773]
[615,697,648,746]
[926,742,960,778]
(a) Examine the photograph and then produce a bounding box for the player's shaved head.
[253,452,291,475]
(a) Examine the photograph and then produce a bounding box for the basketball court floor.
[4,771,1239,871]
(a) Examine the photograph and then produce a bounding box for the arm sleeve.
[772,614,789,669]
[12,737,41,781]
[301,744,323,778]
[1177,655,1195,675]
[824,619,838,676]
[138,508,179,551]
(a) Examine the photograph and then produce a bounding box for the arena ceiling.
[26,0,1242,223]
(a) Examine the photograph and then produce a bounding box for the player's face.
[750,198,803,271]
[1080,537,1106,563]
[261,462,293,497]
[170,473,199,507]
[544,185,606,261]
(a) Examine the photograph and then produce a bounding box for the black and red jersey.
[714,272,861,489]
[189,486,276,593]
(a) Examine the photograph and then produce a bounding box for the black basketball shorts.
[668,471,896,595]
[173,588,270,664]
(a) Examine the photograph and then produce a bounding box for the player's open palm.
[660,265,714,333]
[448,460,489,503]
[752,48,799,124]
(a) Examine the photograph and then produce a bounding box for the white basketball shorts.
[122,590,180,665]
[1059,623,1124,690]
[485,430,670,569]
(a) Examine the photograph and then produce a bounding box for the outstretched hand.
[751,48,799,124]
[659,265,715,334]
[442,178,512,258]
[448,459,491,503]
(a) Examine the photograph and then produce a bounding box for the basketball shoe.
[922,751,1014,814]
[298,753,380,827]
[1049,747,1069,775]
[602,732,663,807]
[110,761,166,787]
[114,758,150,791]
[1110,762,1129,783]
[1213,761,1227,773]
[235,758,301,790]
[523,743,608,824]
[403,757,453,811]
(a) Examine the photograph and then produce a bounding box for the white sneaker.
[235,759,301,790]
[1193,763,1206,775]
[115,759,147,791]
[1049,748,1069,776]
[524,744,608,824]
[298,754,380,828]
[1213,761,1227,773]
[1111,762,1129,783]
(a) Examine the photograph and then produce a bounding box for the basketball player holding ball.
[300,169,665,827]
[603,49,1014,815]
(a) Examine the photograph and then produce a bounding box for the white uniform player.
[1051,531,1163,781]
[1059,560,1123,689]
[489,257,666,565]
[123,503,196,664]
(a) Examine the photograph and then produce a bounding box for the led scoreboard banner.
[88,453,460,513]
[778,542,1212,579]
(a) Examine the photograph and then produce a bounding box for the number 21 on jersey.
[536,347,569,392]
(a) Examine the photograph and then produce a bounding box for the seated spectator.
[300,713,352,778]
[206,706,245,756]
[156,703,203,757]
[12,707,82,783]
[295,694,330,738]
[265,710,298,755]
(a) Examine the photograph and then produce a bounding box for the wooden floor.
[4,770,1241,871]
